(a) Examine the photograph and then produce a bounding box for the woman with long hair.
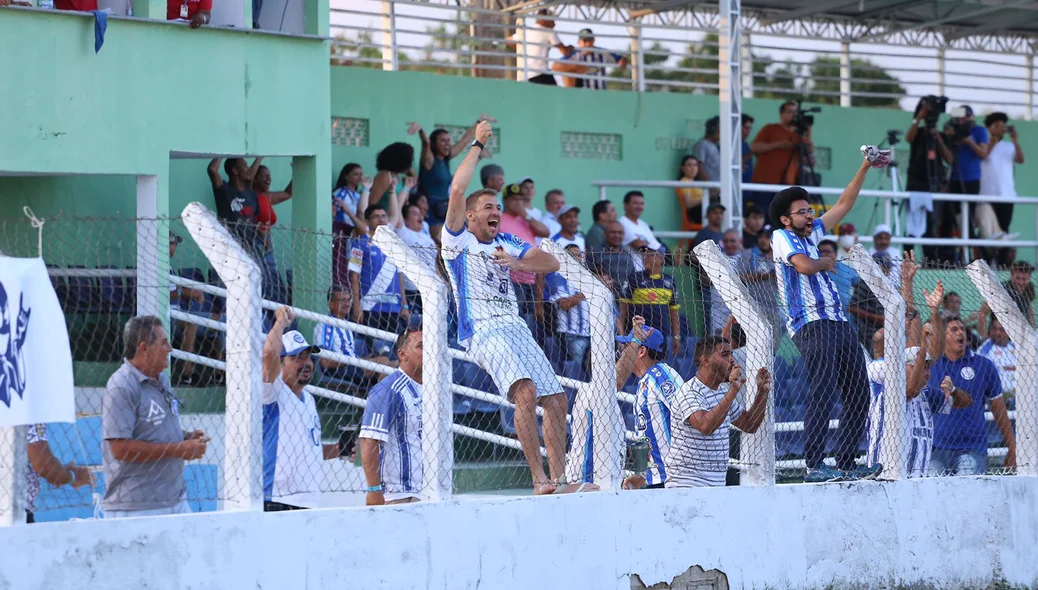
[332,162,369,286]
[675,155,704,251]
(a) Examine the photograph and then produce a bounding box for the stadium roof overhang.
[501,0,1038,51]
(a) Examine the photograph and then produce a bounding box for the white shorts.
[469,321,562,399]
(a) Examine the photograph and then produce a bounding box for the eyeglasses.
[787,208,813,217]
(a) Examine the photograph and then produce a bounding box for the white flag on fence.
[0,257,74,427]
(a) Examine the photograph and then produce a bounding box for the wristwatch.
[471,139,485,150]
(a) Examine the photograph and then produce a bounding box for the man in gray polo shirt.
[102,315,208,518]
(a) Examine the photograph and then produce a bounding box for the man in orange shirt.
[748,101,814,211]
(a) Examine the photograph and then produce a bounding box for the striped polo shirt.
[772,218,847,336]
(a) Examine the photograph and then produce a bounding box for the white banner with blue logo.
[0,257,75,426]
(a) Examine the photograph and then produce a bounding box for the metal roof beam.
[943,8,1038,40]
[628,0,700,19]
[758,0,858,26]
[855,0,1035,42]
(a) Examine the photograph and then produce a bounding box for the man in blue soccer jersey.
[262,307,343,511]
[545,244,592,369]
[615,316,684,490]
[360,324,423,506]
[769,153,884,483]
[349,204,410,356]
[440,120,570,495]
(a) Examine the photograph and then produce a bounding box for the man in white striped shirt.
[313,285,391,385]
[667,336,770,488]
[769,153,883,483]
[559,28,627,90]
[615,317,684,489]
[360,325,424,505]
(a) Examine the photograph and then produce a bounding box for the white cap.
[873,223,892,237]
[280,330,320,357]
[905,346,932,365]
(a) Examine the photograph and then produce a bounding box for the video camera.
[946,106,974,141]
[919,95,947,128]
[793,100,821,135]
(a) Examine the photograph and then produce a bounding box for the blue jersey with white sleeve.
[771,218,847,336]
[348,234,402,314]
[635,363,684,486]
[440,228,532,347]
[360,370,423,501]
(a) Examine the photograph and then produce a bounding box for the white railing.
[331,0,1038,115]
[593,178,1038,259]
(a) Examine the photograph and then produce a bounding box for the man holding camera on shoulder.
[946,105,988,196]
[905,97,955,261]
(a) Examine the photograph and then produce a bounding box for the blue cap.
[616,325,665,352]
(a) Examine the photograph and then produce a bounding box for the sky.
[332,0,1035,120]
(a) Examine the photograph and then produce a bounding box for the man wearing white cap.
[865,323,971,479]
[262,306,343,511]
[869,223,902,290]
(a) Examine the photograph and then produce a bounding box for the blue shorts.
[426,199,449,227]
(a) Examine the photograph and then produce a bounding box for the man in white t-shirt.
[508,9,569,85]
[262,307,343,511]
[980,112,1025,244]
[667,336,770,488]
[618,190,662,271]
[978,314,1017,398]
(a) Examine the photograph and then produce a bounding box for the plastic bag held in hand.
[860,145,892,169]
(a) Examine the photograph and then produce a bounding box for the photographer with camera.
[905,96,954,260]
[980,113,1025,243]
[748,101,815,211]
[933,105,989,262]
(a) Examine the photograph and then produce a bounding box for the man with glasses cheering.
[769,149,888,483]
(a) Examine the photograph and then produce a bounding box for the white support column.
[0,426,28,526]
[543,240,623,491]
[693,240,774,486]
[630,24,645,93]
[966,260,1037,477]
[372,226,454,501]
[718,0,743,231]
[845,244,906,480]
[741,33,753,98]
[381,0,398,71]
[182,203,264,512]
[936,48,946,98]
[1026,52,1035,122]
[136,175,161,319]
[839,41,852,107]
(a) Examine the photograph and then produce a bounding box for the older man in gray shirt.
[102,315,208,518]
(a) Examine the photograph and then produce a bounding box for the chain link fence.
[2,206,1032,523]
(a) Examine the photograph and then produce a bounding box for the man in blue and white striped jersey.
[615,316,684,490]
[769,153,883,483]
[562,28,627,90]
[359,324,423,506]
[546,244,592,368]
[348,205,410,356]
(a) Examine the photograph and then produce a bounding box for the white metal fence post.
[0,426,28,526]
[381,0,398,71]
[372,226,454,501]
[693,240,774,486]
[839,41,852,107]
[966,260,1037,477]
[718,0,744,232]
[542,239,623,491]
[182,203,264,511]
[845,244,906,480]
[630,24,645,93]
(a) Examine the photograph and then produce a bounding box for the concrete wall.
[3,476,1036,589]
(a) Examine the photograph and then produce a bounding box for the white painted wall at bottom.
[2,476,1036,589]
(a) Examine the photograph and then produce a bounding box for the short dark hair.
[741,113,754,125]
[395,323,421,355]
[693,336,729,369]
[408,192,427,206]
[123,315,164,359]
[545,189,564,204]
[623,190,644,205]
[817,239,837,254]
[223,157,244,178]
[769,185,809,227]
[376,142,415,173]
[984,112,1009,128]
[402,202,420,219]
[942,291,960,305]
[364,205,386,220]
[644,346,665,362]
[592,200,613,223]
[327,284,350,301]
[480,164,504,187]
[465,189,499,211]
[780,100,797,114]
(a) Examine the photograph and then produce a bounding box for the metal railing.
[592,178,1038,261]
[332,0,1037,116]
